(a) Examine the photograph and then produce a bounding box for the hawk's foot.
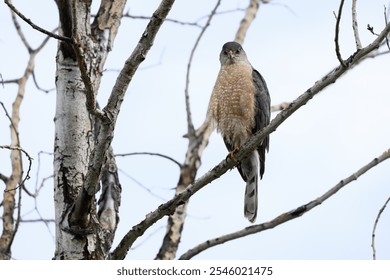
[226,146,240,162]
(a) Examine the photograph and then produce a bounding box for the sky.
[0,0,390,260]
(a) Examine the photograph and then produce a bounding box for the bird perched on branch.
[206,41,270,222]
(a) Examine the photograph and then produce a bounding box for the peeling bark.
[53,0,126,259]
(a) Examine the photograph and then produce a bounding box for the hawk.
[206,41,270,222]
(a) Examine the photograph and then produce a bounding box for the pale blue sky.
[1,0,389,259]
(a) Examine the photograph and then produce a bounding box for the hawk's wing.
[252,68,271,178]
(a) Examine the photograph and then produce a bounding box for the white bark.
[53,56,94,259]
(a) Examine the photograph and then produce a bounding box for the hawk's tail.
[241,150,259,223]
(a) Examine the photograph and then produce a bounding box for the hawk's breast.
[209,63,256,147]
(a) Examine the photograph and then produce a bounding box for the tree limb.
[371,196,390,260]
[235,0,261,44]
[76,0,176,230]
[184,0,222,138]
[334,0,346,67]
[115,152,182,169]
[352,0,362,50]
[109,20,390,260]
[179,148,390,259]
[4,0,72,42]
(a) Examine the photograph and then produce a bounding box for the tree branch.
[4,0,72,42]
[334,0,347,67]
[352,0,362,50]
[0,145,33,193]
[154,1,222,259]
[371,196,390,260]
[71,1,106,120]
[184,0,222,138]
[235,0,261,44]
[122,10,202,28]
[77,0,176,229]
[109,21,390,260]
[179,149,390,259]
[115,152,182,168]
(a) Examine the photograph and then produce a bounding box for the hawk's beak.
[227,50,234,59]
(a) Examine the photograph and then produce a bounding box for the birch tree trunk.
[53,0,125,259]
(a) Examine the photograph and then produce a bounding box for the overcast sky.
[1,0,390,260]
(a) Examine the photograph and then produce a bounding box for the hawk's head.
[219,41,249,65]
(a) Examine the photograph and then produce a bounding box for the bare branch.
[384,6,390,51]
[109,21,390,260]
[4,0,72,42]
[0,174,9,184]
[0,145,33,192]
[20,219,55,223]
[235,0,261,44]
[184,0,222,138]
[352,0,362,50]
[371,196,390,260]
[24,175,53,198]
[71,1,106,121]
[179,149,390,259]
[122,10,201,27]
[334,0,347,67]
[115,152,182,168]
[1,79,20,84]
[10,8,32,53]
[88,0,175,193]
[0,27,52,258]
[0,101,19,145]
[122,7,246,28]
[118,169,168,201]
[31,71,55,94]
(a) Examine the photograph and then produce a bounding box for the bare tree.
[1,0,389,260]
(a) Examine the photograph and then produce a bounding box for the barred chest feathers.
[209,62,256,149]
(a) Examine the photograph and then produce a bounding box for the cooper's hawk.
[206,41,270,222]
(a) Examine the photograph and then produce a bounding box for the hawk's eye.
[235,49,241,54]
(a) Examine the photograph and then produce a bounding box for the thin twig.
[122,11,201,27]
[334,0,347,67]
[371,196,390,260]
[122,7,246,28]
[0,145,33,192]
[4,0,72,42]
[118,168,167,202]
[10,8,32,53]
[184,0,222,138]
[179,149,390,259]
[0,174,9,184]
[115,152,182,168]
[1,79,20,84]
[24,175,53,198]
[32,71,55,94]
[384,6,390,51]
[34,151,53,193]
[0,101,20,146]
[20,219,55,223]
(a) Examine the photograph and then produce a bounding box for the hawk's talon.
[226,147,240,162]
